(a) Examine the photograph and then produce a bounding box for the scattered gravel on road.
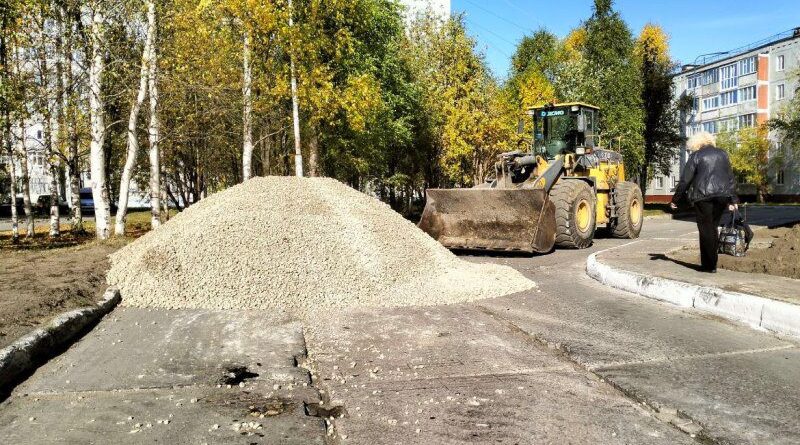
[108,177,534,317]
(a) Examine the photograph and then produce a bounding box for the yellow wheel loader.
[418,103,643,253]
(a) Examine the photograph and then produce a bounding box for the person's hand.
[729,203,738,211]
[669,202,678,210]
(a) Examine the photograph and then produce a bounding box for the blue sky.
[452,0,800,79]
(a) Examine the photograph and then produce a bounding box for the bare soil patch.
[0,240,128,349]
[672,224,800,279]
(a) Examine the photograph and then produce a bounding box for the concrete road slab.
[478,281,793,370]
[0,385,324,445]
[307,305,693,444]
[19,307,307,393]
[598,348,800,444]
[306,305,570,385]
[0,308,327,444]
[333,371,691,445]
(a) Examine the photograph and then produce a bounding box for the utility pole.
[288,0,303,177]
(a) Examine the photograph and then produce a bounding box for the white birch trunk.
[47,119,60,237]
[288,0,303,177]
[61,3,83,232]
[17,120,34,238]
[4,128,18,242]
[116,2,154,236]
[14,45,34,237]
[146,0,161,229]
[50,5,65,238]
[89,5,110,240]
[241,28,253,181]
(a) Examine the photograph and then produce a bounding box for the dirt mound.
[717,223,800,279]
[107,177,535,317]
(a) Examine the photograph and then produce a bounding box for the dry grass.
[0,210,175,250]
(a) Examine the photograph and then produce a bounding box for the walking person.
[670,132,739,273]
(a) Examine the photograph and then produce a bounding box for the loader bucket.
[418,188,556,253]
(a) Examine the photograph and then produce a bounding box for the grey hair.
[686,131,716,152]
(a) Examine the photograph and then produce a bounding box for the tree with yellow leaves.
[635,23,682,194]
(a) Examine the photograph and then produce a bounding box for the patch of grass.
[644,203,673,217]
[0,210,176,251]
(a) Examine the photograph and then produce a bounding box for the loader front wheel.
[552,180,596,249]
[611,181,643,239]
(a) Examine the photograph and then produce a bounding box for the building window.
[738,114,756,128]
[703,121,718,134]
[777,169,785,185]
[671,176,678,189]
[720,63,738,89]
[36,130,42,140]
[777,55,785,71]
[702,96,719,111]
[739,85,756,102]
[719,118,737,133]
[720,90,738,106]
[656,176,664,189]
[701,69,718,86]
[777,84,785,100]
[687,74,700,89]
[739,56,756,75]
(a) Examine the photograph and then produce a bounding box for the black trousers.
[694,197,728,271]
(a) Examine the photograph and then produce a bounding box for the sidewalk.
[587,236,800,338]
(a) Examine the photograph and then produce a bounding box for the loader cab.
[529,103,599,159]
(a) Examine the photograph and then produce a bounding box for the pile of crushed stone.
[107,177,535,317]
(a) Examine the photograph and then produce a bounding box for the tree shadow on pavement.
[648,253,704,272]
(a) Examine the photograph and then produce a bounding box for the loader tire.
[611,181,643,239]
[552,180,596,249]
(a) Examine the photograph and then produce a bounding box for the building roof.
[681,27,800,74]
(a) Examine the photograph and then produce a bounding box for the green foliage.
[406,14,513,187]
[768,68,800,154]
[579,0,644,175]
[636,24,683,190]
[717,126,771,201]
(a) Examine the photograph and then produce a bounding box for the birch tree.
[288,0,302,177]
[35,1,60,237]
[89,2,111,239]
[146,0,161,228]
[116,0,154,236]
[241,26,252,180]
[61,2,83,232]
[13,43,34,238]
[0,0,18,241]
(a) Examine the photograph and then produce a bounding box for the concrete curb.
[586,252,800,338]
[0,287,120,389]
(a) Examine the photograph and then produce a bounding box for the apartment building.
[646,27,800,202]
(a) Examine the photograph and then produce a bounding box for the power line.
[464,17,518,48]
[498,0,545,29]
[461,0,535,34]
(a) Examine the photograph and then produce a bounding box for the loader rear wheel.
[611,181,643,239]
[552,180,596,249]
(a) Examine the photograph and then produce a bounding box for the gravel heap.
[107,176,535,317]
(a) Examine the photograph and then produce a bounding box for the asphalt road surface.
[1,207,799,444]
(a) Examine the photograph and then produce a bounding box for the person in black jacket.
[670,132,739,273]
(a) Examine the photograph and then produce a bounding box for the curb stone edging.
[0,287,121,389]
[586,252,800,338]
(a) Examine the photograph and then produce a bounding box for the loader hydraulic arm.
[527,158,564,194]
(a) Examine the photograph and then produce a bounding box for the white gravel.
[108,176,534,317]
